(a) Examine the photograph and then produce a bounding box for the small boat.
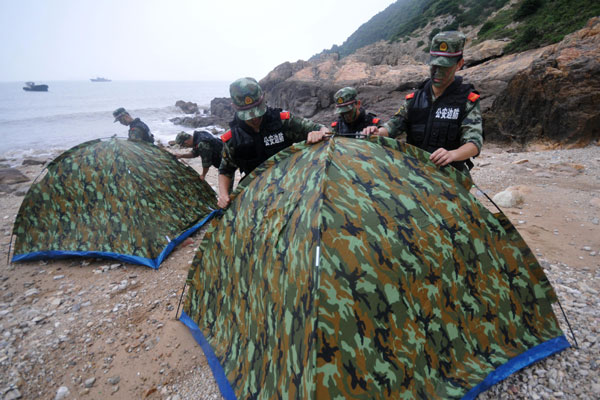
[23,82,48,92]
[90,77,111,82]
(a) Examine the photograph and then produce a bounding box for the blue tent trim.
[462,335,570,400]
[12,209,219,269]
[180,310,237,400]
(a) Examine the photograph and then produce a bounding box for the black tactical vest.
[406,77,474,171]
[193,130,223,168]
[332,108,379,137]
[129,118,154,143]
[228,108,294,175]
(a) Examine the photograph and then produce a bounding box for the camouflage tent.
[12,138,218,269]
[181,137,569,399]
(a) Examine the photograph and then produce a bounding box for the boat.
[90,77,111,82]
[23,82,48,92]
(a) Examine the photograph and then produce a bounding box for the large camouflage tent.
[181,137,570,399]
[12,138,218,269]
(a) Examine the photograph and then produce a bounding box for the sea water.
[0,80,229,164]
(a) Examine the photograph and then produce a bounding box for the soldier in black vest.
[113,107,154,144]
[364,31,483,173]
[330,87,380,137]
[218,77,328,208]
[175,130,223,181]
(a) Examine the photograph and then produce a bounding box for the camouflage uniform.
[113,107,154,143]
[219,77,324,178]
[382,31,482,171]
[176,131,223,169]
[331,87,380,137]
[128,118,154,143]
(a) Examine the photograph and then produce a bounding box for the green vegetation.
[481,0,600,53]
[314,0,600,60]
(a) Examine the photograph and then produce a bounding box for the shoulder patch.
[468,92,480,102]
[221,130,232,142]
[280,111,290,120]
[405,92,415,100]
[372,118,380,124]
[331,121,338,127]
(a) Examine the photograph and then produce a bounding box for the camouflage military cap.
[333,87,358,114]
[176,132,192,146]
[112,107,129,122]
[430,31,466,67]
[229,77,267,121]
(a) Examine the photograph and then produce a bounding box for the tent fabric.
[12,138,218,269]
[182,137,568,399]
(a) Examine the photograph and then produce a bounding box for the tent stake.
[175,281,187,320]
[556,297,579,348]
[6,234,14,266]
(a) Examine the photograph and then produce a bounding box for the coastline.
[0,142,598,399]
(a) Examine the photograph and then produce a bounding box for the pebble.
[55,386,69,400]
[84,377,95,388]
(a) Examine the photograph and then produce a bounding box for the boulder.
[175,100,199,114]
[485,17,600,145]
[0,168,29,184]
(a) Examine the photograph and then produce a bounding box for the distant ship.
[23,82,48,92]
[90,77,111,82]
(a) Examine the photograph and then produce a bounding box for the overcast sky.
[0,0,395,82]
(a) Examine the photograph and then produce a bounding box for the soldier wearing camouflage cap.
[330,87,380,138]
[218,77,329,208]
[364,31,482,174]
[175,131,224,181]
[113,107,154,144]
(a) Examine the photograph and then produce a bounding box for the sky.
[0,0,396,82]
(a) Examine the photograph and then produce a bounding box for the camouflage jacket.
[219,107,323,177]
[192,131,223,168]
[330,108,380,137]
[382,77,483,159]
[128,118,154,143]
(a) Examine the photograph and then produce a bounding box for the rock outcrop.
[256,17,600,146]
[485,17,600,145]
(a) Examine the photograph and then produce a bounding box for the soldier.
[218,77,328,208]
[113,107,154,144]
[364,31,482,173]
[175,130,224,181]
[330,87,380,138]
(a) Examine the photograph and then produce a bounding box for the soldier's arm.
[128,127,144,141]
[380,101,410,139]
[460,98,483,156]
[283,114,326,142]
[218,142,237,179]
[198,144,213,169]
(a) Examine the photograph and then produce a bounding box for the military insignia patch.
[244,96,253,105]
[440,42,448,52]
[337,97,344,104]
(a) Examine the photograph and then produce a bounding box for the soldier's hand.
[429,148,458,167]
[217,194,231,209]
[362,126,379,136]
[306,130,328,144]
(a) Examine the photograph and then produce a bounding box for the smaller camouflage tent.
[182,137,569,399]
[12,138,218,268]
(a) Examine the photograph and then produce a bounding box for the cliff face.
[259,17,600,146]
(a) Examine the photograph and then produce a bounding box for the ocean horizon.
[0,80,230,165]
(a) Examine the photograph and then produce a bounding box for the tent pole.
[175,281,187,320]
[556,297,579,348]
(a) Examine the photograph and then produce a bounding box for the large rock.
[0,168,29,184]
[255,17,600,145]
[175,100,199,114]
[485,17,600,145]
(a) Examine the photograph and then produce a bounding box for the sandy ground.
[0,142,598,399]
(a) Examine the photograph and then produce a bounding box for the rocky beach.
[0,140,599,399]
[1,11,599,400]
